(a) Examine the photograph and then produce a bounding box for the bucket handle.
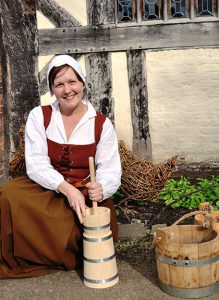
[172,210,213,227]
[153,210,215,247]
[89,157,98,215]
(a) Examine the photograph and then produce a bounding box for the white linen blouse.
[25,100,122,201]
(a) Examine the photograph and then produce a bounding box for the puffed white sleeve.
[95,118,122,200]
[25,106,64,191]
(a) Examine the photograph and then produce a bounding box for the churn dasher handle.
[88,157,98,215]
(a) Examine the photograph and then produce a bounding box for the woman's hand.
[86,182,103,202]
[58,181,86,224]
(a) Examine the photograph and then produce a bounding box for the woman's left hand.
[86,182,103,202]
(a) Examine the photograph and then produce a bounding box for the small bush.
[159,176,219,210]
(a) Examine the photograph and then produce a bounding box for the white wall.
[147,48,219,163]
[112,52,133,150]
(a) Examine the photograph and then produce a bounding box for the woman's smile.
[63,94,76,100]
[51,66,84,112]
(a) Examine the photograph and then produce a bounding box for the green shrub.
[159,176,219,209]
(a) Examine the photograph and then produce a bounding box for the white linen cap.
[47,55,86,94]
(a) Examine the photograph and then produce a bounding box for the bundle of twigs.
[118,140,178,201]
[9,125,26,178]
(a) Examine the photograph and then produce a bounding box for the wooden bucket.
[194,202,219,232]
[83,206,119,288]
[154,212,219,298]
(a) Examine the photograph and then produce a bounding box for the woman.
[0,55,121,278]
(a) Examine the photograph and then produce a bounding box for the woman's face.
[51,66,84,111]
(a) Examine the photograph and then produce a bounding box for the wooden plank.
[211,260,219,283]
[39,21,219,55]
[181,243,199,289]
[168,226,180,244]
[0,0,39,173]
[198,241,213,287]
[127,50,152,160]
[166,239,184,260]
[191,225,204,244]
[211,236,219,282]
[157,260,170,285]
[183,243,199,261]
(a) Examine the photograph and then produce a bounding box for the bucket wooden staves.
[83,157,119,289]
[154,211,219,299]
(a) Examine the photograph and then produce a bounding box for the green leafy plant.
[159,176,219,209]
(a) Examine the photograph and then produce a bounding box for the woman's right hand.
[58,181,86,224]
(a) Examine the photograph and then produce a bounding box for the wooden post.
[0,56,3,181]
[85,0,115,122]
[127,50,152,160]
[87,0,115,25]
[0,0,39,176]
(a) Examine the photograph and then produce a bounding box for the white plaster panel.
[56,0,87,25]
[146,48,219,163]
[112,52,133,150]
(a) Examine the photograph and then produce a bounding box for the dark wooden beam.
[0,0,39,173]
[85,52,114,121]
[85,0,114,122]
[37,0,81,27]
[87,0,115,25]
[127,50,152,160]
[39,21,219,55]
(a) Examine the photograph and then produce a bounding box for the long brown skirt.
[0,176,118,279]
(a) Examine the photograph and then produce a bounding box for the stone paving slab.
[118,223,147,240]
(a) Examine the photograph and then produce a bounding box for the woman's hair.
[48,64,84,91]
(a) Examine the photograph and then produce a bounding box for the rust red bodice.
[41,105,106,186]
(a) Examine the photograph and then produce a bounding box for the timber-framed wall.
[0,0,219,181]
[0,0,39,179]
[0,60,3,180]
